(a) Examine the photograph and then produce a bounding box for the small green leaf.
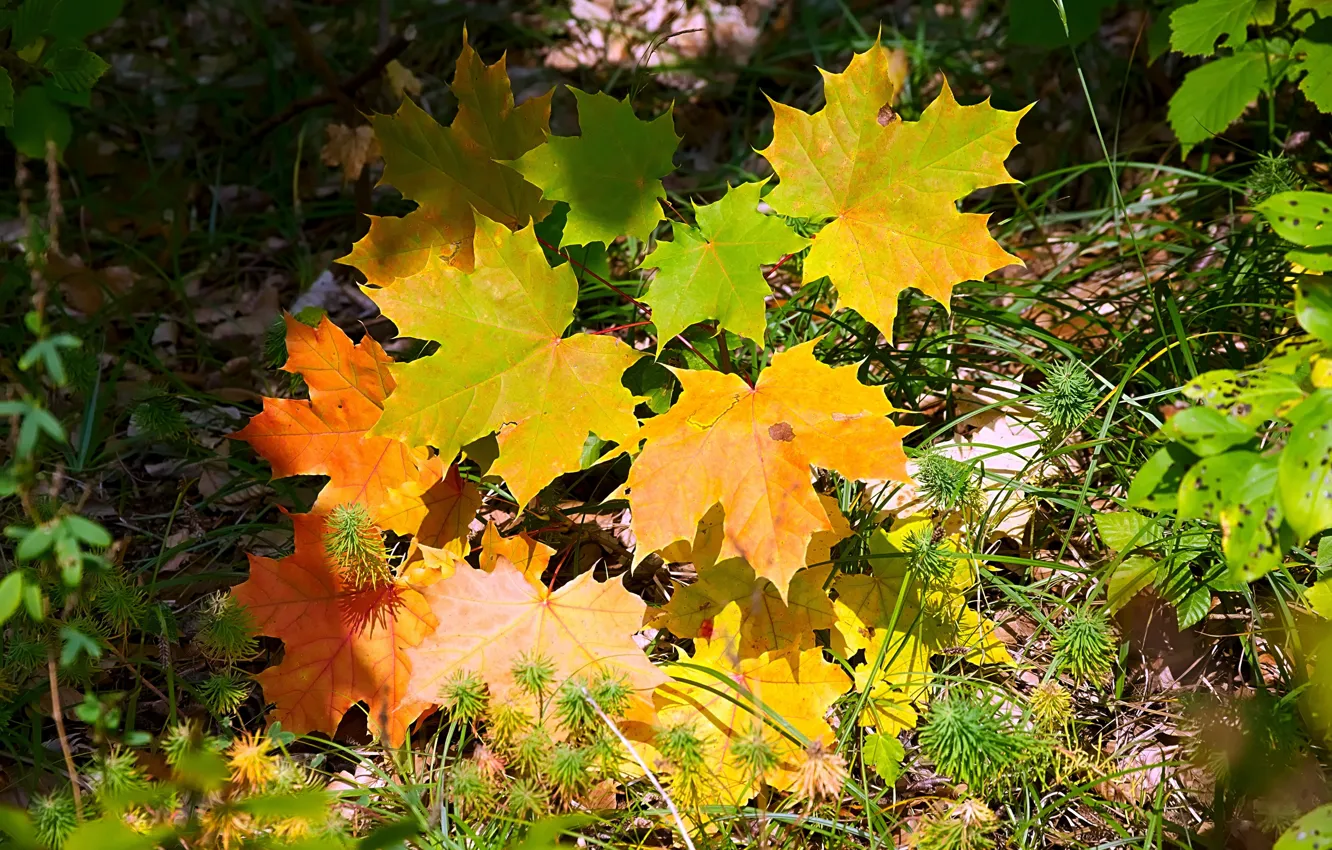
[862,731,906,783]
[1096,510,1161,552]
[1297,275,1332,345]
[1178,450,1262,521]
[1278,390,1332,541]
[1257,191,1332,248]
[59,624,103,666]
[1296,40,1332,112]
[42,46,110,93]
[11,0,60,52]
[1167,49,1270,154]
[1128,443,1196,510]
[15,526,54,561]
[1307,577,1332,618]
[0,572,22,626]
[22,583,44,620]
[1170,0,1257,56]
[1174,584,1214,629]
[1107,555,1159,613]
[1159,405,1256,456]
[6,84,72,159]
[1276,803,1332,850]
[62,514,110,547]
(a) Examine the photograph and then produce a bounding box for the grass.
[3,0,1331,848]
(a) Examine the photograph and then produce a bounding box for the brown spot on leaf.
[877,105,898,126]
[768,422,796,442]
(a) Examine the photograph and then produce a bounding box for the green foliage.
[918,690,1037,795]
[321,503,390,590]
[442,670,488,725]
[1163,0,1332,153]
[199,670,252,715]
[194,592,259,664]
[28,791,77,849]
[1051,611,1116,682]
[914,450,981,515]
[903,524,954,589]
[1036,360,1096,433]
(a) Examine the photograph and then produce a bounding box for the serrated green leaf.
[11,0,60,52]
[1159,405,1256,456]
[1278,389,1332,541]
[862,732,906,783]
[1128,443,1197,510]
[5,84,71,158]
[1257,191,1332,247]
[42,45,109,92]
[0,70,13,127]
[1174,583,1214,629]
[1167,50,1270,153]
[1295,40,1332,112]
[509,90,679,247]
[1095,510,1161,552]
[1276,803,1332,850]
[1297,275,1332,345]
[642,180,807,349]
[1170,0,1257,56]
[1107,555,1159,613]
[1178,450,1261,521]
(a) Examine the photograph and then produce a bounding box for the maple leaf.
[654,602,850,805]
[397,558,665,721]
[231,314,425,526]
[642,180,808,347]
[409,521,552,589]
[232,512,436,745]
[343,33,553,278]
[368,214,643,506]
[628,340,913,598]
[377,457,481,553]
[655,495,849,655]
[509,90,679,247]
[758,42,1028,339]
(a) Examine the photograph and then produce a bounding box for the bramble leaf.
[1167,48,1270,154]
[509,90,679,247]
[642,180,808,348]
[232,512,436,745]
[759,42,1026,339]
[628,340,912,598]
[368,215,642,507]
[1169,0,1257,56]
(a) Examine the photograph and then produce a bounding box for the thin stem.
[48,652,84,820]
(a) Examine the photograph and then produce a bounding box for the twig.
[250,34,410,139]
[580,687,696,850]
[48,652,84,820]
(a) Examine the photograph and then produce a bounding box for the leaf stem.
[48,652,84,820]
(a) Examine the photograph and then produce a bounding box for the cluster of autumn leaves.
[228,35,1027,807]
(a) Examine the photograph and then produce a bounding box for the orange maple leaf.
[232,512,436,745]
[231,314,426,528]
[398,559,665,720]
[628,340,913,598]
[342,33,552,280]
[377,456,481,554]
[759,42,1028,339]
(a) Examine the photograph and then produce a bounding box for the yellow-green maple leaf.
[759,42,1028,339]
[509,90,679,247]
[343,34,553,279]
[368,214,642,507]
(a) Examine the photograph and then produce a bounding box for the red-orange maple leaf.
[232,511,436,745]
[231,314,426,527]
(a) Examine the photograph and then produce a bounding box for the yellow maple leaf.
[759,41,1028,339]
[653,602,850,806]
[629,340,912,599]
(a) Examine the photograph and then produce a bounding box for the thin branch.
[48,652,84,820]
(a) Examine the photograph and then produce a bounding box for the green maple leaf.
[642,180,808,349]
[509,90,679,248]
[346,34,553,278]
[367,213,643,507]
